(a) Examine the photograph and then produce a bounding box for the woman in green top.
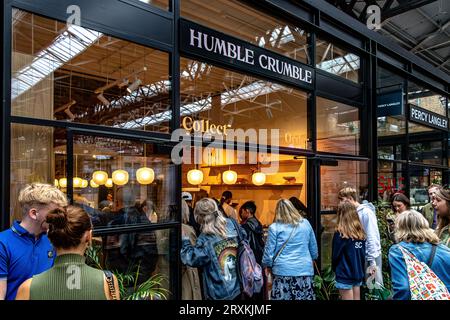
[16,205,119,300]
[432,187,450,247]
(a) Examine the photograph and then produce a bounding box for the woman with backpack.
[180,198,243,300]
[261,199,318,300]
[388,210,450,300]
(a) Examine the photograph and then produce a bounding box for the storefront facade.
[1,0,449,299]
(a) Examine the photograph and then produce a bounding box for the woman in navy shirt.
[332,201,366,300]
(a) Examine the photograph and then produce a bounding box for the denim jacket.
[180,218,242,300]
[388,242,450,300]
[261,219,318,277]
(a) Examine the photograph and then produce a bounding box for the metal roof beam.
[382,0,438,20]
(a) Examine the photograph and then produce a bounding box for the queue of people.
[1,182,450,300]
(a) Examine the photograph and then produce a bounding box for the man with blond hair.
[0,183,68,300]
[338,187,383,287]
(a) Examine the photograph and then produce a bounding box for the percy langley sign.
[409,104,449,131]
[180,19,314,90]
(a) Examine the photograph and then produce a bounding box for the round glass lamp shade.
[73,177,83,188]
[187,169,203,185]
[59,178,67,188]
[252,172,266,186]
[136,167,155,184]
[112,170,129,186]
[105,178,113,188]
[92,171,108,185]
[222,170,238,185]
[81,179,89,188]
[89,180,99,188]
[54,179,59,187]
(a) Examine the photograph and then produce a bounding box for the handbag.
[104,270,118,300]
[399,244,450,300]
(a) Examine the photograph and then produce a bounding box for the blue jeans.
[335,281,363,290]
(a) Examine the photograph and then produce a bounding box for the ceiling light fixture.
[112,169,129,186]
[136,167,155,184]
[187,168,204,185]
[222,169,237,185]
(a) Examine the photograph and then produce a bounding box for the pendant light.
[59,178,67,188]
[137,167,154,184]
[187,166,203,185]
[252,172,266,186]
[112,169,129,186]
[105,178,113,188]
[222,168,237,185]
[252,162,266,186]
[92,155,108,185]
[73,177,83,188]
[136,145,155,184]
[81,179,88,188]
[90,180,99,188]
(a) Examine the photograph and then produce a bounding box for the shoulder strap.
[230,217,243,243]
[104,270,118,300]
[273,224,298,263]
[427,244,438,267]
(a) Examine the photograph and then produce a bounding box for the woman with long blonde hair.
[432,187,450,247]
[332,201,366,300]
[180,198,242,300]
[261,199,318,300]
[388,210,450,299]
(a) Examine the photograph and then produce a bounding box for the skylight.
[12,24,102,100]
[317,53,360,76]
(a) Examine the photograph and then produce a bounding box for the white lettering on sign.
[189,28,312,84]
[411,107,448,130]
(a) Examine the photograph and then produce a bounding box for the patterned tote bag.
[399,246,450,300]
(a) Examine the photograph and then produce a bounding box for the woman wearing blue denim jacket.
[388,210,450,300]
[180,198,243,300]
[262,199,318,300]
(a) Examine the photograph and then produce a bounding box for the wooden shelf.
[200,183,303,189]
[201,159,302,169]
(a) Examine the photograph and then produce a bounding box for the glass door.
[68,132,179,299]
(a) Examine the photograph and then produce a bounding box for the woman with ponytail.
[15,206,119,300]
[180,198,244,300]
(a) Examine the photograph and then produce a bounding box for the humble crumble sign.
[180,19,314,90]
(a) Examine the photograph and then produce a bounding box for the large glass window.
[12,10,171,133]
[377,160,406,202]
[10,124,66,222]
[72,135,177,227]
[182,149,307,228]
[320,160,368,211]
[180,58,310,150]
[409,140,443,165]
[316,97,360,155]
[377,67,406,137]
[410,166,442,211]
[88,227,176,299]
[408,81,447,116]
[181,0,310,64]
[316,38,360,83]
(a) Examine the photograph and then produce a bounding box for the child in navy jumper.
[332,201,366,300]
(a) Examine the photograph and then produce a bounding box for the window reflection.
[12,10,171,133]
[180,58,310,150]
[68,136,177,227]
[317,97,360,155]
[316,38,360,83]
[181,0,310,64]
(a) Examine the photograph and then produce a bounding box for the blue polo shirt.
[0,221,55,300]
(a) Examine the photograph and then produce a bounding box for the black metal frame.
[1,0,449,295]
